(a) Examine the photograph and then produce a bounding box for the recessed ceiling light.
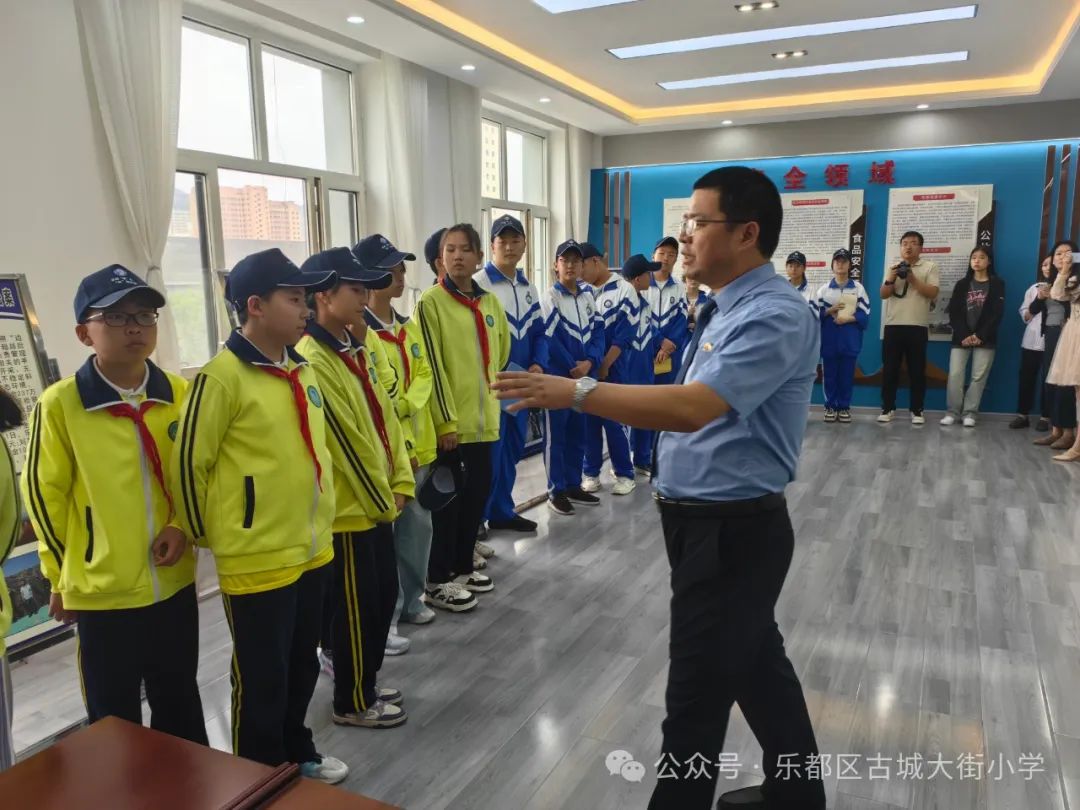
[533,0,640,11]
[736,1,777,10]
[539,97,552,103]
[346,15,365,24]
[722,119,734,125]
[916,103,930,109]
[659,51,969,91]
[611,5,978,59]
[792,50,807,57]
[736,2,755,10]
[461,64,476,71]
[772,50,807,60]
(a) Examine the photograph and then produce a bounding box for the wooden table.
[0,717,399,810]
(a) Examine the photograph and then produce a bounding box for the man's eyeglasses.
[84,311,160,328]
[678,218,751,237]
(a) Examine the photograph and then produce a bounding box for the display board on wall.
[883,185,995,340]
[774,191,866,288]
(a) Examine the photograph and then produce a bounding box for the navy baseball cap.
[424,228,447,270]
[225,248,336,312]
[416,450,466,512]
[654,236,679,251]
[787,251,807,266]
[491,215,525,241]
[832,248,852,262]
[301,248,392,290]
[620,254,661,281]
[75,265,166,322]
[556,239,584,259]
[580,242,605,261]
[353,234,416,270]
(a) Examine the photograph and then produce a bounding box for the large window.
[168,17,363,371]
[481,115,550,288]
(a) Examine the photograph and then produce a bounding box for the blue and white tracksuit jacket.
[814,278,870,411]
[644,274,688,382]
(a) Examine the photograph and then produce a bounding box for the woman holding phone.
[1045,240,1080,461]
[1035,240,1079,453]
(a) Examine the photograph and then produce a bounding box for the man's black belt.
[653,491,786,518]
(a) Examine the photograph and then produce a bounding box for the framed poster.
[882,185,995,340]
[3,542,68,660]
[774,190,867,287]
[0,275,57,485]
[522,408,545,458]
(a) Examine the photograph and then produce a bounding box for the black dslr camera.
[896,261,911,280]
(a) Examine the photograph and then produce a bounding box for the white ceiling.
[208,0,1080,135]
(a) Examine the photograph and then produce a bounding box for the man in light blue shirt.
[493,166,825,810]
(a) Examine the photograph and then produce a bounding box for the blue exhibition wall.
[588,140,1080,415]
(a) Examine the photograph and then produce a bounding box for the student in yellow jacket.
[365,239,478,619]
[296,246,413,730]
[21,266,206,745]
[0,388,24,771]
[169,249,348,784]
[414,224,510,603]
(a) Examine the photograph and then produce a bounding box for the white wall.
[0,0,139,377]
[602,101,1080,168]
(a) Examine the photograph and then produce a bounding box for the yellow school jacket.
[415,277,510,444]
[170,331,335,595]
[1,435,20,656]
[296,324,414,533]
[364,308,437,467]
[21,359,195,611]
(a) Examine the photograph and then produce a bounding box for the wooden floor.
[11,415,1080,809]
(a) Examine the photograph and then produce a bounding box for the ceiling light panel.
[659,51,969,91]
[610,5,978,59]
[533,0,640,12]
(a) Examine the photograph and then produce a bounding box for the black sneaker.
[548,494,574,515]
[476,523,488,541]
[716,785,766,808]
[566,487,601,506]
[837,409,852,423]
[1009,415,1030,429]
[488,515,538,532]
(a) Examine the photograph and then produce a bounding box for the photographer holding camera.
[878,230,940,424]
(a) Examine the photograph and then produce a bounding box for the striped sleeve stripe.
[179,374,208,539]
[417,300,451,422]
[25,403,65,565]
[0,441,18,563]
[325,403,389,513]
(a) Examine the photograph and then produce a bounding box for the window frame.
[481,112,551,290]
[171,12,367,372]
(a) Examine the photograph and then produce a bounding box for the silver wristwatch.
[571,376,599,412]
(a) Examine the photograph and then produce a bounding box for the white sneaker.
[454,572,494,593]
[473,550,487,570]
[384,632,410,656]
[940,414,956,426]
[877,410,895,423]
[400,605,436,625]
[332,700,408,729]
[300,754,350,783]
[911,413,926,425]
[425,582,477,612]
[963,416,977,428]
[611,477,636,496]
[475,540,495,558]
[580,475,601,493]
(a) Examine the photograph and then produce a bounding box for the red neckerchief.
[335,344,394,471]
[105,401,175,518]
[255,364,323,490]
[376,323,411,384]
[440,277,491,382]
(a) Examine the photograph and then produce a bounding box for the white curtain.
[447,79,481,225]
[75,0,183,370]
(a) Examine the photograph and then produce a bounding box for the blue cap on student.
[225,248,337,312]
[654,236,679,251]
[556,239,584,259]
[74,264,166,323]
[787,251,807,266]
[580,242,605,260]
[620,254,661,281]
[424,228,447,271]
[832,248,852,262]
[301,247,392,289]
[491,215,525,241]
[353,234,416,270]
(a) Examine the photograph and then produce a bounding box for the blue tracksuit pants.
[822,353,857,410]
[545,408,586,495]
[485,409,527,523]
